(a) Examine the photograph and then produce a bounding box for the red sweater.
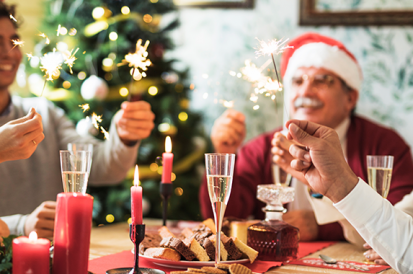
[199,116,413,241]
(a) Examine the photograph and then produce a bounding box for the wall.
[166,0,413,151]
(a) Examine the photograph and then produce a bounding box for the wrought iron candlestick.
[160,183,172,226]
[106,224,164,274]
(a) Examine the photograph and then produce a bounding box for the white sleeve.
[0,215,27,236]
[395,191,413,217]
[334,178,413,273]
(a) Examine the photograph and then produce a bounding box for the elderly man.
[199,32,413,242]
[285,119,413,273]
[0,3,155,238]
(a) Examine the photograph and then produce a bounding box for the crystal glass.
[60,150,92,194]
[67,143,93,174]
[205,153,235,264]
[272,164,292,186]
[367,155,394,198]
[247,184,299,261]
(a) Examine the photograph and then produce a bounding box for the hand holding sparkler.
[211,109,246,154]
[0,108,44,163]
[114,101,155,146]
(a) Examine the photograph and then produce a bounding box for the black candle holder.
[160,183,172,226]
[106,224,165,274]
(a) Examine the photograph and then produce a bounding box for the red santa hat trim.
[281,33,362,92]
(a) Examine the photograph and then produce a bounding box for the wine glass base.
[106,268,165,274]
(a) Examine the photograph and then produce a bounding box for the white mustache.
[293,97,323,108]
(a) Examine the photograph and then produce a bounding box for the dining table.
[88,219,397,274]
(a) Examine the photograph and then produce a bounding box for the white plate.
[140,255,249,269]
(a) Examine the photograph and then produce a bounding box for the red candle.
[131,165,143,224]
[161,136,174,183]
[52,193,93,274]
[12,232,50,274]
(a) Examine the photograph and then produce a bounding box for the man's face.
[289,67,358,129]
[0,17,22,92]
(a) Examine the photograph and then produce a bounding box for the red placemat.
[88,241,336,274]
[286,258,391,273]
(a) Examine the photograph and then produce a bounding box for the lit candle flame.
[29,231,38,241]
[134,165,140,186]
[165,136,172,153]
[79,104,90,112]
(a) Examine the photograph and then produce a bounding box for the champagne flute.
[60,150,92,194]
[205,153,235,264]
[366,155,394,198]
[67,143,94,176]
[272,164,292,186]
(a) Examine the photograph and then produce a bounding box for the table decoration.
[131,165,143,225]
[286,258,390,273]
[12,232,50,274]
[160,136,173,226]
[52,192,93,274]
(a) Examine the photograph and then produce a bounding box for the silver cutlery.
[319,254,370,271]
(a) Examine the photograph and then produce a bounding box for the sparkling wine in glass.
[366,155,394,198]
[205,153,235,264]
[60,150,92,194]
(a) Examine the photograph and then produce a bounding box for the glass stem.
[212,201,226,264]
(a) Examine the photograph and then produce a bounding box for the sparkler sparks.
[240,60,267,83]
[219,100,234,108]
[91,113,103,130]
[9,14,17,22]
[38,33,50,45]
[63,48,79,74]
[255,38,292,57]
[26,53,33,60]
[101,127,110,140]
[118,39,151,79]
[79,104,90,112]
[40,49,63,82]
[11,39,24,50]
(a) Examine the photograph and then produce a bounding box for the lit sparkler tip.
[40,49,63,83]
[255,37,293,57]
[11,39,24,48]
[219,100,234,108]
[118,39,151,81]
[64,48,79,74]
[79,104,90,112]
[26,53,33,61]
[91,113,103,129]
[9,14,17,22]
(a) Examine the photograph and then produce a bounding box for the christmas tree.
[27,0,207,224]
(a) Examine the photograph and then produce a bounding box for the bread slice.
[182,227,195,238]
[220,233,242,260]
[229,220,259,244]
[203,218,216,234]
[160,236,196,261]
[232,237,258,264]
[139,233,162,254]
[159,226,176,238]
[209,234,228,261]
[184,236,210,262]
[144,247,181,261]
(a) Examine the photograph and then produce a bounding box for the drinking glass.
[67,143,93,174]
[60,150,92,194]
[272,164,292,186]
[205,153,235,264]
[366,155,394,198]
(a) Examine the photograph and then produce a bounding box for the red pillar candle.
[52,193,93,274]
[12,232,50,274]
[161,136,174,183]
[131,165,143,224]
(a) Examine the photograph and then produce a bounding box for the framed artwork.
[300,0,413,26]
[173,0,254,8]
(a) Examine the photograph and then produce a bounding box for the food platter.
[140,255,249,269]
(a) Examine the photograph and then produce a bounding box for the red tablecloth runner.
[88,241,336,274]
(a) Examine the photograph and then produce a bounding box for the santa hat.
[281,32,362,92]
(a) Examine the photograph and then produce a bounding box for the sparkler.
[63,48,79,74]
[79,104,90,112]
[101,127,110,140]
[255,38,292,85]
[118,39,151,101]
[38,33,50,45]
[10,39,24,52]
[91,113,103,130]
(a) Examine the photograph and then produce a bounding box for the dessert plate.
[140,255,249,269]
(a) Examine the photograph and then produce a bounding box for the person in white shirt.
[284,119,413,274]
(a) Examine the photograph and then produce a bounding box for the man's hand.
[283,210,318,241]
[271,132,308,184]
[285,120,358,203]
[24,201,56,239]
[363,243,389,265]
[0,108,44,163]
[211,109,246,154]
[114,101,155,145]
[0,219,10,245]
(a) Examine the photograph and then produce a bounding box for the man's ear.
[346,89,358,111]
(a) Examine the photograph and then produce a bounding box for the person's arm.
[1,215,27,236]
[335,180,413,273]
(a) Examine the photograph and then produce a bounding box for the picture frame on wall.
[300,0,413,26]
[173,0,254,8]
